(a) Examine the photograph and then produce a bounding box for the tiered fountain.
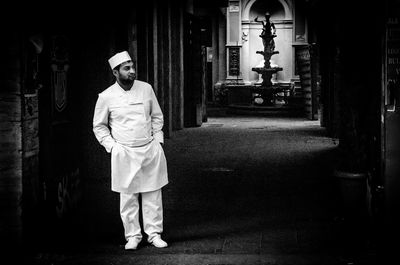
[251,12,283,106]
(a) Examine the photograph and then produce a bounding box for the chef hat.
[108,51,132,69]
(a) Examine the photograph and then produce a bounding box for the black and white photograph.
[1,0,400,264]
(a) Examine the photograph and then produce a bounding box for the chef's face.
[115,61,136,84]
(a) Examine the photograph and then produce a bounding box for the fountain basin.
[252,67,283,74]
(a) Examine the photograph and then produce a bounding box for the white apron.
[111,139,168,193]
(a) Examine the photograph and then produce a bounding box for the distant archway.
[242,0,292,21]
[241,0,293,84]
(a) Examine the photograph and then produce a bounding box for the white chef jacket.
[93,80,168,193]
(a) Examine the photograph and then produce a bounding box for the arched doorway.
[241,0,293,85]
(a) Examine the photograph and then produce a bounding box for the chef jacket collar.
[112,82,142,103]
[114,81,134,95]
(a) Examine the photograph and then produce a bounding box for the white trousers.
[120,189,163,243]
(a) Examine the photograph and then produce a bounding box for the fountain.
[251,12,283,106]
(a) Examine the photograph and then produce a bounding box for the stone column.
[218,11,227,82]
[226,0,242,81]
[241,22,250,83]
[1,30,23,249]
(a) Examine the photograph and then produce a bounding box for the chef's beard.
[119,77,135,86]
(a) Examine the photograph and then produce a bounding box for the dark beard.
[119,78,134,86]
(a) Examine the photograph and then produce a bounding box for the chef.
[93,51,168,250]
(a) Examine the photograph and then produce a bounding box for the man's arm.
[149,87,164,144]
[93,94,116,153]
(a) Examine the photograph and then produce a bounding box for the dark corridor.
[23,114,377,265]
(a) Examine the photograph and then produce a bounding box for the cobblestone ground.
[18,115,378,265]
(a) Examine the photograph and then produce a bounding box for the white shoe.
[151,236,168,248]
[125,238,141,250]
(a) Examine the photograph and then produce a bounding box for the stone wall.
[0,30,23,248]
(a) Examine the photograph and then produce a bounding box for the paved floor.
[17,113,378,265]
